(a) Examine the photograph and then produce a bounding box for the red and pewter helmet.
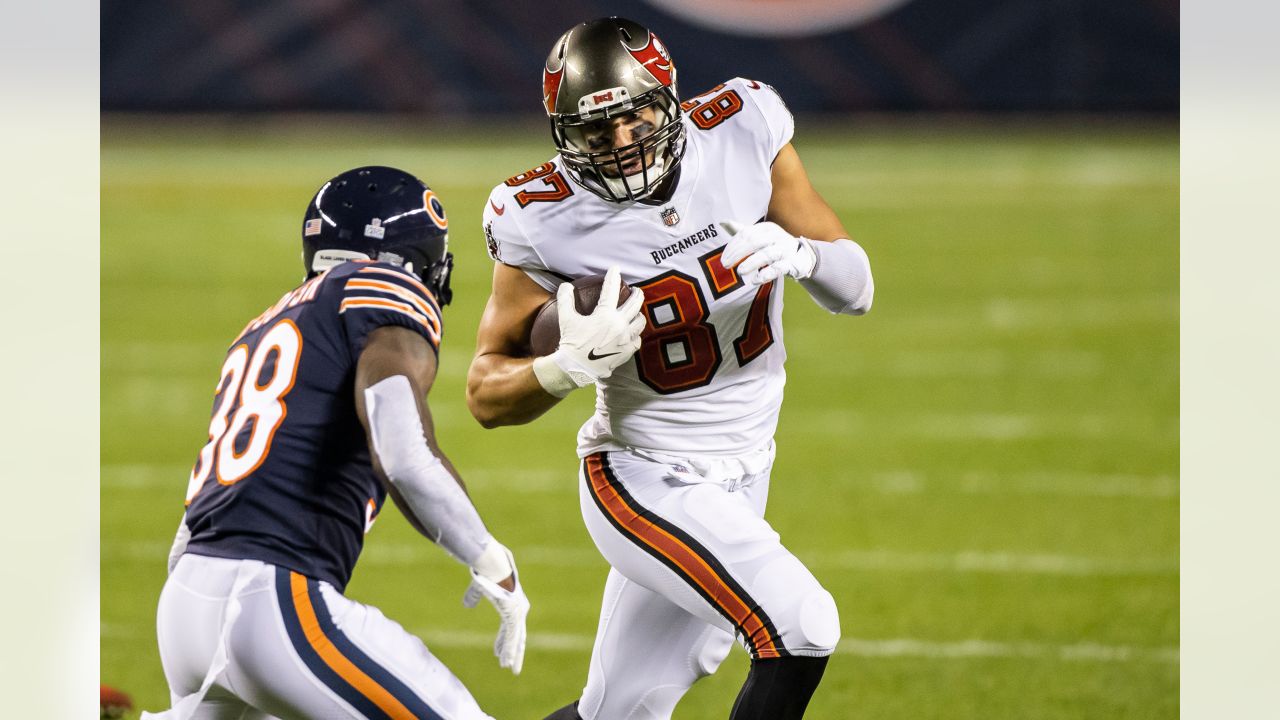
[542,17,686,203]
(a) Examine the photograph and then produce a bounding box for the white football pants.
[575,448,841,720]
[148,554,493,720]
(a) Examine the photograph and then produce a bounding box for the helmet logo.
[423,189,448,230]
[543,66,564,114]
[543,38,568,114]
[578,86,631,113]
[627,32,675,87]
[364,218,385,239]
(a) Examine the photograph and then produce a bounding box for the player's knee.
[756,555,841,655]
[794,587,840,655]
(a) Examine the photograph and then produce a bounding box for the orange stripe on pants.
[584,454,781,659]
[289,573,418,719]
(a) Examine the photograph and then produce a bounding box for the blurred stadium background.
[101,1,1178,718]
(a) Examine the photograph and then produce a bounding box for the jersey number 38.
[185,319,302,503]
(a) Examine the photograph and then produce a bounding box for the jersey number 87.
[185,319,303,504]
[634,247,775,394]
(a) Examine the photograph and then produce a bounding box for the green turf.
[101,118,1178,719]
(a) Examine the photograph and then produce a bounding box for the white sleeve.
[800,238,875,315]
[364,375,491,565]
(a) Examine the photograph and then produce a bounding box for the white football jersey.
[483,77,796,458]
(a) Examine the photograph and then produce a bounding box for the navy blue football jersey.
[182,261,443,591]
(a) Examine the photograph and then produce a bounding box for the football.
[529,275,636,356]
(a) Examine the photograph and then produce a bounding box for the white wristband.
[532,353,580,398]
[472,537,515,583]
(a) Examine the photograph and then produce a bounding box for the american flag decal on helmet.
[304,219,322,236]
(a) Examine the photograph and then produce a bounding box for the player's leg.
[548,567,735,720]
[153,555,283,720]
[225,567,495,720]
[579,451,840,719]
[721,473,832,720]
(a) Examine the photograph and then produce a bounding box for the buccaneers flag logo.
[627,32,675,88]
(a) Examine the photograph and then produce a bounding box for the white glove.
[532,265,646,397]
[720,221,818,285]
[463,539,530,675]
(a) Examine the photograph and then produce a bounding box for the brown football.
[529,275,636,357]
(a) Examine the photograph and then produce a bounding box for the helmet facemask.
[552,87,686,203]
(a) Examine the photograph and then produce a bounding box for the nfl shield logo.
[661,207,680,226]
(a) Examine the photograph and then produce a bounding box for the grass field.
[101,118,1178,719]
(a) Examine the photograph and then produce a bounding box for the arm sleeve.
[799,238,875,315]
[339,263,444,357]
[364,375,491,566]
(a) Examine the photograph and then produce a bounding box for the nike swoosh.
[490,199,506,216]
[587,349,621,361]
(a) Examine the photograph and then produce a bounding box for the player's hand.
[548,266,646,390]
[720,221,818,285]
[463,539,530,674]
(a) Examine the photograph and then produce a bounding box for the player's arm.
[355,325,529,673]
[466,263,560,427]
[767,143,849,242]
[467,263,645,428]
[722,142,875,315]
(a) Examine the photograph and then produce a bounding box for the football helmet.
[302,166,454,305]
[543,17,685,203]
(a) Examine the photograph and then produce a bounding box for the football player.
[146,166,529,720]
[467,17,874,720]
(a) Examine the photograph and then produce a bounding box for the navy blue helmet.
[302,166,454,306]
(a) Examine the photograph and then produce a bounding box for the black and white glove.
[532,266,646,397]
[720,221,817,285]
[463,538,529,675]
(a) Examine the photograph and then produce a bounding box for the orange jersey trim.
[344,278,439,321]
[356,266,440,307]
[339,297,442,344]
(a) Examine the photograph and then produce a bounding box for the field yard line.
[411,628,1178,664]
[98,464,571,492]
[801,411,1176,441]
[101,464,188,488]
[813,549,1177,576]
[853,470,1177,499]
[100,464,1178,499]
[111,541,1176,577]
[98,622,1178,664]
